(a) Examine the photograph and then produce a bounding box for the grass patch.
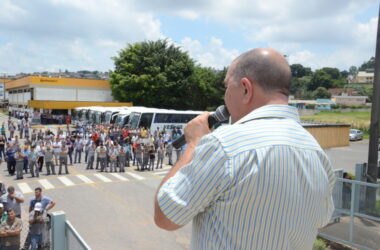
[313,238,328,250]
[301,111,370,139]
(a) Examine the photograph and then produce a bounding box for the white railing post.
[51,211,66,250]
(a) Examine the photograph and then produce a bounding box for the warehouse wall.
[305,126,350,148]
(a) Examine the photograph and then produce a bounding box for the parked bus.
[73,106,92,123]
[104,107,129,124]
[127,108,204,133]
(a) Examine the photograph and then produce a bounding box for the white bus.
[91,107,109,124]
[112,106,149,127]
[73,106,93,123]
[114,110,131,127]
[127,107,203,134]
[104,107,129,124]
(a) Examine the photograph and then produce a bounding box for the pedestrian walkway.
[10,166,171,194]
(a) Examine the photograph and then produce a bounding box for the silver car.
[349,129,363,141]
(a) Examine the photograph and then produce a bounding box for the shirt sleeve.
[16,192,24,200]
[157,135,230,226]
[17,219,23,230]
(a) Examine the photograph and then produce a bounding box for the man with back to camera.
[154,48,335,250]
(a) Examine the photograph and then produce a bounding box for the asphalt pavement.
[0,159,192,249]
[325,139,375,175]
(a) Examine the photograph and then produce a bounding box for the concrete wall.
[35,87,76,101]
[77,89,113,102]
[34,86,112,102]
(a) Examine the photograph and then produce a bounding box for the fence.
[50,211,91,250]
[318,169,380,250]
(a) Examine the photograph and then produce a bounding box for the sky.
[0,0,378,75]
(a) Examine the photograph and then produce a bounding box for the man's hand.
[184,112,211,147]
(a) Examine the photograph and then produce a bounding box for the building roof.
[332,95,368,99]
[288,99,316,104]
[301,120,350,128]
[5,76,109,90]
[316,99,335,104]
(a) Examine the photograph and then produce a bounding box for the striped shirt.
[157,105,335,250]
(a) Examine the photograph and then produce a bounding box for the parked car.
[349,129,363,141]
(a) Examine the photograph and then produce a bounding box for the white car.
[349,129,363,141]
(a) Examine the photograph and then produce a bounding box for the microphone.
[172,105,230,149]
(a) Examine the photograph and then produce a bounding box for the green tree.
[312,87,331,99]
[110,40,198,109]
[359,57,375,71]
[188,66,226,110]
[193,67,226,111]
[349,66,357,76]
[290,64,312,78]
[309,69,333,91]
[321,67,340,79]
[340,70,349,78]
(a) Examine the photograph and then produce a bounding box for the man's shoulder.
[210,119,321,155]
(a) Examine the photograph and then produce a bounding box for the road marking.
[58,176,74,186]
[18,183,33,194]
[38,179,54,190]
[76,175,94,184]
[110,173,128,181]
[153,170,169,175]
[94,173,112,182]
[126,172,145,180]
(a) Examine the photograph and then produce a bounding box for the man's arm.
[46,200,56,211]
[6,227,21,236]
[154,113,211,231]
[5,221,22,236]
[154,143,197,231]
[13,193,24,203]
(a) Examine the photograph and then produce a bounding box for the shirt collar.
[235,104,300,124]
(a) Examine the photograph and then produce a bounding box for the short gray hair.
[232,49,292,95]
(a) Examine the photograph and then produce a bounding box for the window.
[129,113,141,128]
[154,113,197,123]
[139,113,153,129]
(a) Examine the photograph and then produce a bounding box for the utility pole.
[367,4,380,208]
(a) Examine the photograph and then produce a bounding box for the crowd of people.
[9,110,71,126]
[0,183,55,249]
[1,116,183,179]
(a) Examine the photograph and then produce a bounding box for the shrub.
[313,238,327,250]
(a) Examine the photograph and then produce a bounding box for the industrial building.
[5,76,132,115]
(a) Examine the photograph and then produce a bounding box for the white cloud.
[0,0,163,74]
[0,0,378,73]
[180,37,240,69]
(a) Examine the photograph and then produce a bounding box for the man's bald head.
[232,48,291,95]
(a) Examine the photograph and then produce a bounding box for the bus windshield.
[129,113,141,129]
[105,112,112,124]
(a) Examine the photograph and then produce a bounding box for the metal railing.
[50,211,91,250]
[318,169,380,250]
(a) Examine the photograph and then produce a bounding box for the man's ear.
[241,77,253,104]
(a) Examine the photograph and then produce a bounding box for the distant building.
[0,78,11,107]
[315,99,335,110]
[328,88,358,96]
[331,95,368,106]
[352,71,374,84]
[288,99,316,109]
[6,76,132,115]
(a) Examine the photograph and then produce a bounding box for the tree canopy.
[110,40,225,110]
[359,57,375,71]
[110,40,373,105]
